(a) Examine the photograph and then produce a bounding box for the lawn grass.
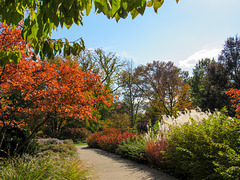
[75,142,88,146]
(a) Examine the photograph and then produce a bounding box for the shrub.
[164,110,240,179]
[98,131,135,153]
[87,128,121,148]
[145,135,168,168]
[37,138,77,157]
[116,136,147,163]
[136,119,149,133]
[60,127,92,143]
[86,131,100,148]
[0,125,38,158]
[98,134,119,152]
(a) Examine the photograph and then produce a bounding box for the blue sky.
[51,0,240,74]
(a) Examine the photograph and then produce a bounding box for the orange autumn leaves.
[1,59,113,120]
[0,21,26,53]
[0,22,113,124]
[226,89,240,118]
[0,21,32,66]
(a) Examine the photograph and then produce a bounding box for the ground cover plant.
[0,138,91,180]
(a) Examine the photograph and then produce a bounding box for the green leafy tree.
[202,62,231,112]
[120,60,143,128]
[190,57,234,114]
[218,35,240,88]
[77,48,125,93]
[190,58,213,108]
[0,0,179,64]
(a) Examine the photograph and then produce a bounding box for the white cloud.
[179,48,221,70]
[116,51,137,62]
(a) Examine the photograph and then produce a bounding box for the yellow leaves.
[176,83,194,112]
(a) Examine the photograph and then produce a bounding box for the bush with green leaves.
[164,109,240,179]
[116,136,147,163]
[36,138,77,157]
[60,127,92,143]
[0,125,38,158]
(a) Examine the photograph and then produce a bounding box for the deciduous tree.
[190,57,233,114]
[77,48,125,93]
[0,21,32,68]
[120,60,143,127]
[190,58,213,108]
[218,35,240,88]
[176,83,194,111]
[226,88,240,118]
[135,61,192,123]
[0,0,179,63]
[0,23,113,155]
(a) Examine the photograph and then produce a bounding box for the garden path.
[76,145,177,180]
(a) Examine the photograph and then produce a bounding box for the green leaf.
[63,0,75,10]
[136,1,146,16]
[64,16,74,29]
[154,0,164,13]
[54,42,59,53]
[147,0,153,7]
[111,0,121,16]
[0,49,21,68]
[86,0,92,16]
[130,9,139,19]
[31,23,39,40]
[122,2,128,10]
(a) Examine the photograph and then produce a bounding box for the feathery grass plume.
[159,108,211,133]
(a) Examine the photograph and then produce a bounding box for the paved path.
[76,145,177,180]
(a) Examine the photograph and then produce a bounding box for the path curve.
[76,145,177,180]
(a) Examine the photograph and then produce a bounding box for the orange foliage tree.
[225,88,240,117]
[0,23,113,154]
[1,59,113,127]
[0,21,32,67]
[176,83,194,112]
[0,21,33,128]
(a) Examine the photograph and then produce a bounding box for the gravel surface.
[76,145,177,180]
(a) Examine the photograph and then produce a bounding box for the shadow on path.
[77,145,177,180]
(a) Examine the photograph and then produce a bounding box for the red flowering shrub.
[87,128,120,148]
[86,132,99,148]
[145,137,168,168]
[98,134,119,152]
[87,128,135,152]
[117,132,135,142]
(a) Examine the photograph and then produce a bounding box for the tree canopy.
[0,23,113,155]
[135,61,193,121]
[0,0,179,64]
